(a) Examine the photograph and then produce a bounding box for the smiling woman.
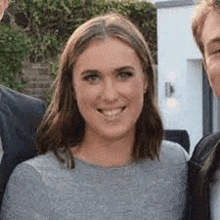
[72,38,148,166]
[38,12,162,167]
[1,13,188,220]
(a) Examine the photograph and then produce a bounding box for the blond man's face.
[202,10,220,98]
[0,0,9,21]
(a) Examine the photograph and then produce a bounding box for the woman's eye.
[83,74,100,84]
[118,71,133,80]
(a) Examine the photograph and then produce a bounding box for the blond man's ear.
[0,0,9,21]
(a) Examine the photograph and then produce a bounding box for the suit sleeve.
[0,87,46,208]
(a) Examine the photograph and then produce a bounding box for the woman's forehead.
[74,38,142,69]
[0,0,9,7]
[0,0,9,21]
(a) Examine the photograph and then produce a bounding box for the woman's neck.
[72,132,135,167]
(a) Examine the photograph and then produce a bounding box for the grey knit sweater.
[1,141,188,220]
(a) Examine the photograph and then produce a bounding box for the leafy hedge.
[0,24,29,91]
[1,0,156,90]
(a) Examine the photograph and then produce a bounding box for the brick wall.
[22,61,54,102]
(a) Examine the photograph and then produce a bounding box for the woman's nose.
[102,79,118,102]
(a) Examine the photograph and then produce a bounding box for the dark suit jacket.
[0,85,46,208]
[187,132,220,220]
[164,129,190,153]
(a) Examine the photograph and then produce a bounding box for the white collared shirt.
[210,170,220,220]
[0,135,3,162]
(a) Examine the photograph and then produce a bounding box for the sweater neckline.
[74,156,138,170]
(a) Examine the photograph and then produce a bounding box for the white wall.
[157,5,203,155]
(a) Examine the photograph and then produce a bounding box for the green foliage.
[2,0,156,96]
[0,24,30,91]
[8,0,156,65]
[48,59,59,78]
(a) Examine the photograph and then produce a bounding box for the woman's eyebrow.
[81,69,99,76]
[114,66,135,72]
[80,66,135,76]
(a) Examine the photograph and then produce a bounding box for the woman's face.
[73,38,148,141]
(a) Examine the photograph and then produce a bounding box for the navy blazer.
[0,85,46,208]
[164,129,190,153]
[187,132,220,220]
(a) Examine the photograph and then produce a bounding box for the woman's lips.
[98,107,126,118]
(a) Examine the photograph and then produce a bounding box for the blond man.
[189,1,220,219]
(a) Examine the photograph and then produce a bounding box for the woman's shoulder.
[6,152,69,191]
[160,140,189,165]
[14,152,64,175]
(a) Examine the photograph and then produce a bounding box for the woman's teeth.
[98,107,125,117]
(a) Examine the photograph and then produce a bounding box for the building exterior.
[149,0,220,155]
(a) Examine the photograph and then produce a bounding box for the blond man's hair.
[192,0,220,56]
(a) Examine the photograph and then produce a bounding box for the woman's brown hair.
[37,13,163,169]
